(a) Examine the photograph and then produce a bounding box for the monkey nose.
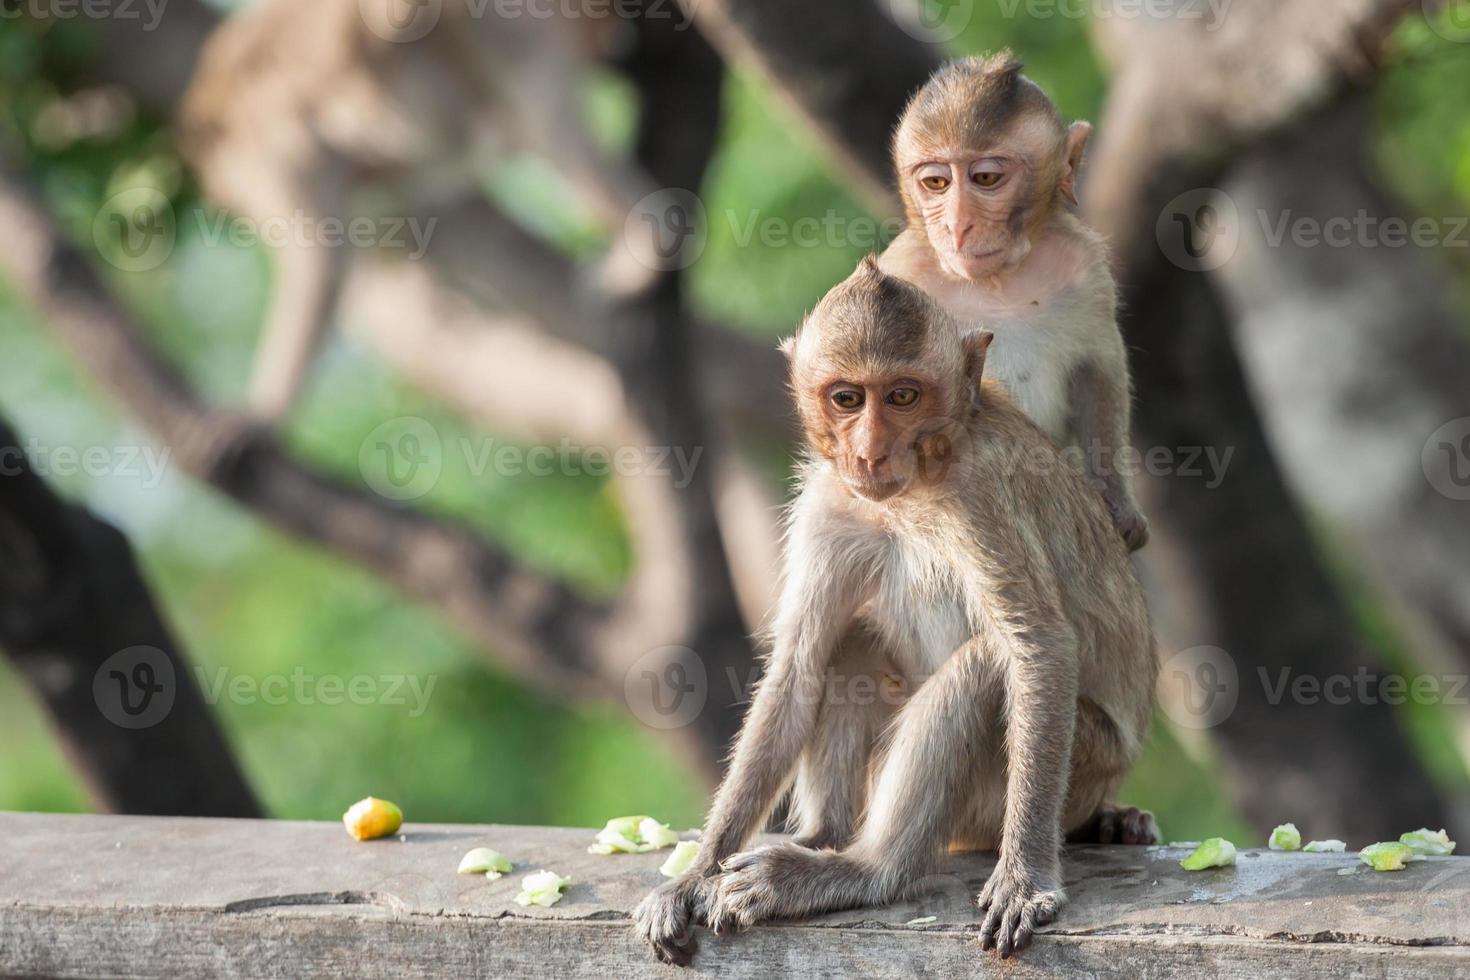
[859,454,890,474]
[952,223,974,250]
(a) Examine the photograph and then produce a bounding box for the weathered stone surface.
[0,813,1466,978]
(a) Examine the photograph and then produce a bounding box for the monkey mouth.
[842,473,904,503]
[944,248,1006,279]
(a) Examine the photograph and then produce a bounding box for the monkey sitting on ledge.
[634,257,1158,965]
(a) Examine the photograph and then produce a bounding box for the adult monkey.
[880,52,1149,551]
[634,259,1158,964]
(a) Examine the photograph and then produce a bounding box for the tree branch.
[405,195,795,443]
[0,161,616,704]
[1086,0,1415,270]
[6,9,776,780]
[0,415,261,817]
[683,0,939,214]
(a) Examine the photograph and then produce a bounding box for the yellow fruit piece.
[1180,837,1236,870]
[1268,823,1301,851]
[1359,841,1418,871]
[587,815,679,855]
[515,870,570,907]
[458,847,513,878]
[342,796,404,841]
[659,840,701,878]
[1399,828,1456,856]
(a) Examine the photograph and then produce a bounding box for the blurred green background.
[2,6,1467,842]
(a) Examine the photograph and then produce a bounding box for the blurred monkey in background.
[181,0,660,420]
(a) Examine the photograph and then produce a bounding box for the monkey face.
[892,56,1091,286]
[820,375,956,502]
[788,256,973,500]
[909,153,1037,281]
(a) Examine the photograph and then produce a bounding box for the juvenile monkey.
[180,0,654,420]
[634,258,1158,964]
[880,52,1149,550]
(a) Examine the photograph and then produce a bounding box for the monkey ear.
[963,331,994,384]
[1060,121,1092,207]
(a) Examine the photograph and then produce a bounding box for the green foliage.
[1379,14,1470,213]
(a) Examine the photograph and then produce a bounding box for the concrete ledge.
[1,812,1467,978]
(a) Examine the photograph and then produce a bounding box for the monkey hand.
[976,861,1066,958]
[1105,493,1150,552]
[706,842,826,933]
[633,873,712,967]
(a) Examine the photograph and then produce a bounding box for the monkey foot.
[633,875,710,967]
[976,867,1065,958]
[1068,803,1160,845]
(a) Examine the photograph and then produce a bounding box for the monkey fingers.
[1069,802,1160,846]
[707,842,857,933]
[633,876,711,967]
[1113,503,1151,553]
[975,871,1063,958]
[707,846,797,932]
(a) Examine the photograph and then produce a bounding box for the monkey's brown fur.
[881,52,1149,551]
[634,258,1157,964]
[892,52,1063,230]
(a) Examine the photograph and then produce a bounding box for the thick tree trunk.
[1081,0,1461,838]
[1218,98,1470,716]
[0,418,261,817]
[1116,255,1456,837]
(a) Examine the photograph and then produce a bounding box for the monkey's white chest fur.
[982,318,1075,442]
[943,269,1121,446]
[863,533,975,676]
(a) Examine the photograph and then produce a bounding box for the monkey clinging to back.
[880,52,1149,550]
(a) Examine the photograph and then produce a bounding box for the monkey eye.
[831,388,865,411]
[887,387,920,408]
[919,174,951,193]
[970,162,1006,189]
